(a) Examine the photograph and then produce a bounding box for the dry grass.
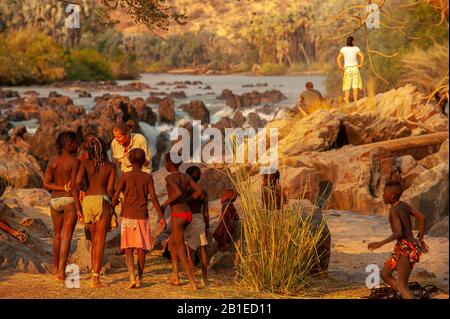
[222,134,328,294]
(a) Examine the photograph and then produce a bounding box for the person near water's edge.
[336,36,365,104]
[296,81,324,114]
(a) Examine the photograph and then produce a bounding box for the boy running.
[368,181,429,299]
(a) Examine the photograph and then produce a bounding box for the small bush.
[65,49,114,81]
[256,63,287,76]
[0,29,65,85]
[145,62,168,73]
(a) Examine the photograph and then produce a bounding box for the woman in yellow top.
[336,36,365,104]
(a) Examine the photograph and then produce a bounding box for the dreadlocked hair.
[88,137,107,169]
[56,131,77,155]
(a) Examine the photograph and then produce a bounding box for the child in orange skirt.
[112,148,165,288]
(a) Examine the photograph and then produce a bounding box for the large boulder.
[342,112,411,145]
[401,162,449,230]
[279,109,343,157]
[0,141,43,188]
[0,201,51,274]
[428,216,448,238]
[180,100,210,124]
[158,98,176,124]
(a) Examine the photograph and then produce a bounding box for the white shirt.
[340,46,361,68]
[110,133,152,174]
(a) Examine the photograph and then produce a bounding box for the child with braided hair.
[76,136,117,288]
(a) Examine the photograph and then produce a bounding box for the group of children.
[43,130,430,298]
[44,130,240,290]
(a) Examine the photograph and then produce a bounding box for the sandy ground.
[0,189,448,299]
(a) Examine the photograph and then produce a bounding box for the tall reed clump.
[224,145,328,294]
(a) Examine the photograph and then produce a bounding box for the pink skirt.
[120,217,152,251]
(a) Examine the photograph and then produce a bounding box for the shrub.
[0,29,65,85]
[256,63,287,76]
[145,61,168,73]
[65,49,113,81]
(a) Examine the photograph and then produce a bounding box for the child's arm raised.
[368,209,402,251]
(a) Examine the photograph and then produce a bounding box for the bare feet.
[200,278,210,288]
[169,274,181,286]
[54,272,65,282]
[128,281,137,289]
[186,281,198,291]
[90,275,103,288]
[136,276,142,288]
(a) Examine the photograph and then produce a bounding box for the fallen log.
[358,131,448,153]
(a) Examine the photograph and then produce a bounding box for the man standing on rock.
[111,123,152,175]
[337,36,365,104]
[296,81,323,114]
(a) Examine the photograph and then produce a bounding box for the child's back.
[122,170,151,220]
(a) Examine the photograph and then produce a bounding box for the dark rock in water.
[0,115,12,139]
[180,100,210,124]
[217,89,286,109]
[256,104,275,115]
[146,93,164,105]
[0,89,20,99]
[232,111,245,127]
[131,97,157,126]
[47,95,73,107]
[120,81,151,91]
[77,90,92,98]
[212,117,237,134]
[94,93,112,103]
[153,132,170,171]
[247,112,267,129]
[48,91,62,98]
[23,90,39,96]
[158,98,176,124]
[168,91,187,99]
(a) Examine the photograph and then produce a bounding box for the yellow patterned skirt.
[82,195,118,230]
[342,65,363,91]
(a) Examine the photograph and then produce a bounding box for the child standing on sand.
[368,181,429,299]
[111,148,165,289]
[43,131,82,282]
